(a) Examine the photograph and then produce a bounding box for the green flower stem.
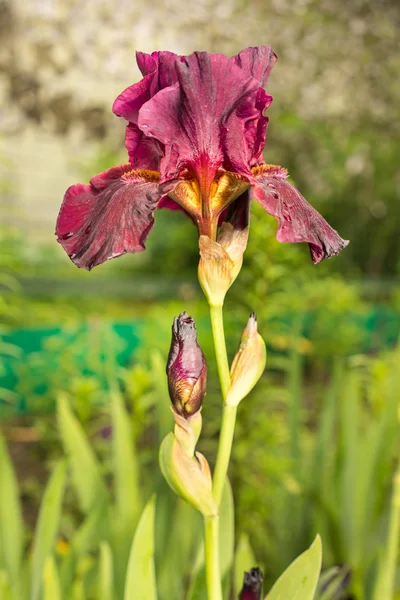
[212,404,237,506]
[209,303,238,506]
[209,304,231,400]
[204,515,223,600]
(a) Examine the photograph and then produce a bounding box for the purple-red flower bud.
[239,568,263,600]
[167,312,207,418]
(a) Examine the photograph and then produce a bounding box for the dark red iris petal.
[56,164,161,270]
[125,123,164,170]
[254,173,349,263]
[138,52,262,182]
[232,46,277,87]
[113,51,179,172]
[112,51,179,123]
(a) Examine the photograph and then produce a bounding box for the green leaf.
[219,479,234,578]
[111,392,141,528]
[57,395,107,513]
[157,498,202,600]
[265,535,322,600]
[98,542,114,600]
[234,534,256,598]
[60,497,109,592]
[0,433,23,583]
[43,556,62,600]
[124,495,157,600]
[31,460,66,600]
[0,570,12,600]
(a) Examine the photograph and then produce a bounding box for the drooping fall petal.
[56,164,161,270]
[138,52,262,182]
[253,166,349,263]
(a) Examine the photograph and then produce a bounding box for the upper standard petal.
[138,51,261,182]
[56,165,161,270]
[113,51,179,123]
[232,46,277,87]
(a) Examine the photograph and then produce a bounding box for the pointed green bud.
[226,313,266,407]
[159,409,217,517]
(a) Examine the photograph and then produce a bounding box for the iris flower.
[56,46,348,270]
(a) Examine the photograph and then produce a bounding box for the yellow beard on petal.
[122,168,161,183]
[211,172,250,215]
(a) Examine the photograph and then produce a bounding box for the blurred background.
[0,0,399,598]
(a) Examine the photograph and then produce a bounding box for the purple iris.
[56,47,348,270]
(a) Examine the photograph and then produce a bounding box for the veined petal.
[138,52,261,182]
[232,46,277,87]
[125,123,164,170]
[113,51,178,171]
[56,165,161,270]
[253,166,349,263]
[112,51,178,122]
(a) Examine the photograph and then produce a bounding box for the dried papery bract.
[159,409,217,517]
[198,196,250,307]
[226,313,266,407]
[239,567,263,600]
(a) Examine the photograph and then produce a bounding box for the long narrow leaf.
[265,535,322,600]
[125,495,157,600]
[220,479,234,578]
[60,497,109,592]
[43,556,62,600]
[111,392,141,527]
[57,395,107,513]
[31,461,66,600]
[0,433,23,583]
[234,534,256,598]
[98,542,114,600]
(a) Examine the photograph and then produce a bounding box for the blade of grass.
[234,533,256,598]
[111,392,141,528]
[43,556,62,600]
[60,497,109,592]
[98,542,114,600]
[57,394,107,513]
[31,460,66,600]
[124,495,157,600]
[372,455,400,600]
[0,433,23,585]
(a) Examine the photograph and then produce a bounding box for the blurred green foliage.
[0,341,399,599]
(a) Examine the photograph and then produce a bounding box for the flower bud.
[198,195,249,307]
[226,313,266,407]
[239,567,263,600]
[159,409,217,517]
[167,312,207,418]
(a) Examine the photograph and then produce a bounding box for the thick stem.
[209,304,231,400]
[212,404,237,505]
[198,217,218,241]
[204,515,223,600]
